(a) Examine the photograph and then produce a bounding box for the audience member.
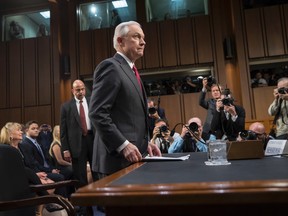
[251,71,268,87]
[268,77,288,139]
[60,79,97,188]
[168,117,215,153]
[9,20,25,40]
[237,122,273,150]
[181,76,198,93]
[88,14,102,30]
[150,119,179,153]
[37,123,53,158]
[147,98,166,137]
[0,122,63,212]
[111,9,122,27]
[89,21,161,178]
[199,80,222,140]
[49,125,73,180]
[19,120,68,198]
[210,90,246,141]
[37,23,48,36]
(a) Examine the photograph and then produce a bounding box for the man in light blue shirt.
[168,117,216,153]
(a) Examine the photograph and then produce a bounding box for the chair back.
[0,144,35,216]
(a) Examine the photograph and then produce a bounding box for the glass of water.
[206,140,230,165]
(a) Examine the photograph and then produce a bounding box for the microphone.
[170,123,184,136]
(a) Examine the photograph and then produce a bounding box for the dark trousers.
[72,133,98,187]
[46,172,67,197]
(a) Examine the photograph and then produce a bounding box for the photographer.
[150,119,179,153]
[268,77,288,139]
[198,77,221,140]
[168,117,215,153]
[237,122,273,150]
[210,90,246,141]
[147,98,166,137]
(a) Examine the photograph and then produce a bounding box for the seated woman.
[0,122,63,212]
[49,125,73,181]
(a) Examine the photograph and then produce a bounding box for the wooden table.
[71,153,288,216]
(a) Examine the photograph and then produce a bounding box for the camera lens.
[278,87,288,94]
[188,122,198,132]
[148,107,157,114]
[159,125,168,132]
[240,130,257,140]
[222,97,234,106]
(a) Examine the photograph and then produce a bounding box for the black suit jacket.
[19,137,53,173]
[210,104,246,141]
[60,97,92,158]
[89,53,149,175]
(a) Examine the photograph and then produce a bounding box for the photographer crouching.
[210,89,246,141]
[168,117,216,153]
[237,122,274,150]
[150,119,179,153]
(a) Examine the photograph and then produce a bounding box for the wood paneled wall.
[0,37,53,126]
[0,0,286,129]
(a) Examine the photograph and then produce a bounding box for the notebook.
[227,140,264,160]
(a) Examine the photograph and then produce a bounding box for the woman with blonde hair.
[0,122,55,189]
[0,122,64,212]
[49,125,74,181]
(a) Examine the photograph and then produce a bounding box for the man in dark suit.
[89,21,161,178]
[210,92,246,141]
[60,80,97,188]
[147,98,166,137]
[19,120,67,198]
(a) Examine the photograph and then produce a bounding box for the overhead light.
[112,0,128,8]
[40,11,50,19]
[90,5,96,14]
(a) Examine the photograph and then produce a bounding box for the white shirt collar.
[117,52,134,69]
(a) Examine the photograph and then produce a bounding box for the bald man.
[60,80,97,187]
[238,122,273,149]
[168,117,216,153]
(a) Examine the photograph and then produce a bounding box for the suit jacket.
[60,97,92,158]
[210,104,246,141]
[199,91,217,134]
[89,53,149,175]
[19,137,53,173]
[148,107,166,137]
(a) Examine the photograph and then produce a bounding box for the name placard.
[265,140,288,156]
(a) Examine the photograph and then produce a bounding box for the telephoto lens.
[239,130,257,140]
[188,122,198,132]
[148,107,157,115]
[156,125,168,137]
[278,87,288,94]
[221,97,233,106]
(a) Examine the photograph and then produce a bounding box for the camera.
[221,97,234,106]
[278,87,288,94]
[156,125,168,137]
[239,130,257,140]
[197,76,216,87]
[148,107,157,115]
[188,122,198,132]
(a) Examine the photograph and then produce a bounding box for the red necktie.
[132,65,142,91]
[79,100,88,136]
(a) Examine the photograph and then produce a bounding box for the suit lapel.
[71,98,82,127]
[113,54,146,108]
